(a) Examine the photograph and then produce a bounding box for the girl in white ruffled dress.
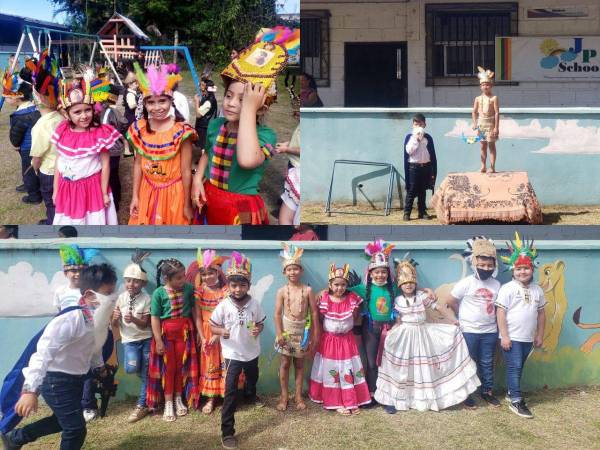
[375,260,480,413]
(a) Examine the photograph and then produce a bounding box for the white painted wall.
[302,0,600,106]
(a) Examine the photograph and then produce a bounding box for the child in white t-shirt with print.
[447,237,501,409]
[496,233,546,419]
[209,252,266,450]
[111,258,152,423]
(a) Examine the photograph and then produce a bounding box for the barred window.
[300,9,330,87]
[426,3,518,86]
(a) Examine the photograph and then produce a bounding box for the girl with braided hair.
[147,258,199,421]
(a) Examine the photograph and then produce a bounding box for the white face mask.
[371,279,387,287]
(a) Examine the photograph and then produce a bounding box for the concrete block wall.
[302,0,600,107]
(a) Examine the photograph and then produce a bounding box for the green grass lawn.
[0,71,297,225]
[16,386,600,449]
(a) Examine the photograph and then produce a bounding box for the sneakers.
[21,195,42,205]
[163,401,176,422]
[83,409,98,422]
[383,405,397,414]
[1,431,22,450]
[251,396,265,409]
[509,400,533,418]
[403,213,411,222]
[463,395,477,409]
[221,435,238,449]
[15,185,26,193]
[480,392,501,407]
[175,396,188,416]
[127,405,150,423]
[418,212,432,220]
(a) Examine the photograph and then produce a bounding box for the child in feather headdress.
[472,66,500,173]
[191,28,299,225]
[274,243,319,411]
[111,250,153,423]
[54,244,99,311]
[127,63,198,225]
[496,232,546,419]
[51,66,121,225]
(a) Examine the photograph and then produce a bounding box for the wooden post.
[113,34,117,61]
[173,30,178,63]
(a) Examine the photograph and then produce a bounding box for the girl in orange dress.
[128,63,197,225]
[189,249,244,414]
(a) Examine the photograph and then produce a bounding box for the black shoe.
[383,405,397,414]
[1,431,22,450]
[244,395,264,408]
[403,213,411,221]
[509,400,533,418]
[221,435,238,449]
[360,398,378,409]
[21,195,42,205]
[480,392,501,407]
[418,212,432,220]
[463,395,477,409]
[15,184,26,193]
[38,219,48,225]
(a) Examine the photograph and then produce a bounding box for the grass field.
[301,202,600,225]
[16,386,600,449]
[0,72,297,225]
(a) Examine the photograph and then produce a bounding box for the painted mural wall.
[301,108,600,205]
[1,238,599,398]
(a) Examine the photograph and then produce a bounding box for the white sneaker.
[163,401,176,422]
[83,409,97,422]
[175,396,188,416]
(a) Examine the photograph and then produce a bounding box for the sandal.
[336,408,352,416]
[351,408,361,415]
[175,396,188,417]
[163,401,176,422]
[202,399,215,415]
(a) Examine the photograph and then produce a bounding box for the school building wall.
[301,107,600,205]
[302,0,600,107]
[1,238,599,398]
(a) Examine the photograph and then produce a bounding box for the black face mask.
[477,268,494,281]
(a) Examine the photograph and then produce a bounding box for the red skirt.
[202,181,269,225]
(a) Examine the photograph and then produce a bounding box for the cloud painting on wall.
[446,118,600,154]
[0,262,67,317]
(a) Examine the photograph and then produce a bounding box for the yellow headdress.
[396,260,417,286]
[280,242,304,271]
[328,263,350,281]
[58,66,95,108]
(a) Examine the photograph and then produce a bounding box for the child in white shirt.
[54,244,98,311]
[496,233,546,419]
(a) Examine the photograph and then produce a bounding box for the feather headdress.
[59,244,99,270]
[395,259,418,287]
[280,242,304,270]
[226,251,252,280]
[133,62,181,98]
[328,263,350,281]
[25,49,60,108]
[58,65,95,108]
[477,66,494,85]
[463,236,498,278]
[123,249,150,281]
[364,239,395,272]
[500,232,538,270]
[197,248,228,272]
[1,69,22,98]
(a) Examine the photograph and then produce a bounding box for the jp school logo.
[539,38,599,72]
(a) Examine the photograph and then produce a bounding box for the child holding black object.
[403,113,437,221]
[210,252,266,450]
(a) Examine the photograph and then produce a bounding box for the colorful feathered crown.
[134,62,182,98]
[395,259,417,287]
[328,263,350,281]
[501,232,538,270]
[221,26,298,106]
[58,66,95,108]
[280,242,304,270]
[1,69,22,98]
[25,49,60,108]
[477,66,494,85]
[90,77,115,103]
[364,239,395,271]
[226,251,252,280]
[59,244,99,270]
[197,248,228,273]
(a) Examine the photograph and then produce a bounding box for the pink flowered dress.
[309,291,371,410]
[51,121,120,224]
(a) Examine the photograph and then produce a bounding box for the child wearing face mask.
[147,258,199,422]
[375,260,479,413]
[51,71,120,225]
[127,63,197,225]
[209,252,266,450]
[446,236,502,409]
[111,253,152,423]
[309,264,371,416]
[1,264,117,450]
[496,233,546,419]
[191,33,299,225]
[54,244,97,311]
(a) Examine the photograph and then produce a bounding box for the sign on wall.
[496,36,600,81]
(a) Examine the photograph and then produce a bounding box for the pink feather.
[147,65,168,96]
